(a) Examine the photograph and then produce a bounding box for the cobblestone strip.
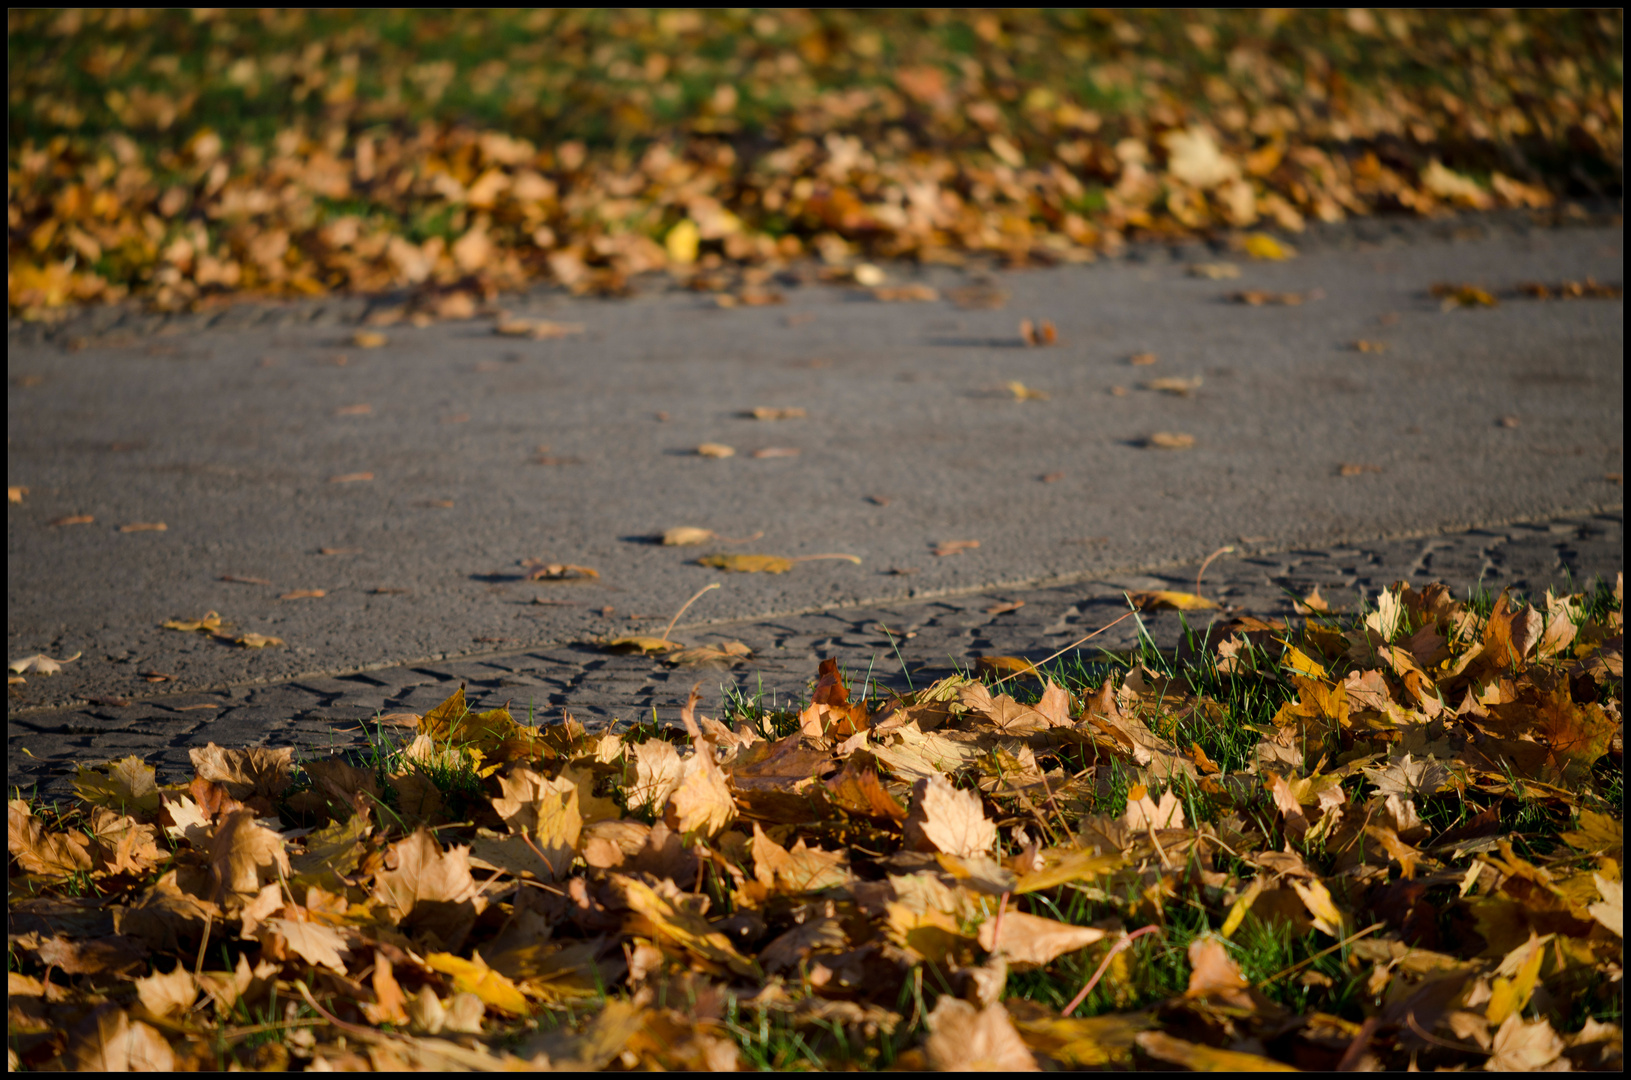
[9,510,1620,800]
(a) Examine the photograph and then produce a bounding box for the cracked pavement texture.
[8,213,1623,798]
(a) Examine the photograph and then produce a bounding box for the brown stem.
[1195,545,1235,599]
[1063,924,1163,1016]
[990,609,1138,688]
[661,582,720,642]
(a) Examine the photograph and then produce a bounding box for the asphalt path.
[7,219,1623,710]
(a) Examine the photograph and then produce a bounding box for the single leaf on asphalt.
[748,406,805,420]
[7,485,26,502]
[751,446,800,458]
[1128,590,1218,611]
[334,403,372,415]
[1145,432,1195,449]
[666,641,753,666]
[924,997,1040,1071]
[1007,380,1048,400]
[163,611,224,633]
[525,562,599,581]
[695,443,735,458]
[118,522,167,532]
[1243,232,1294,259]
[1189,262,1241,279]
[1231,289,1311,306]
[696,553,793,573]
[351,330,388,348]
[8,651,81,675]
[1143,376,1202,395]
[606,636,681,655]
[905,774,998,858]
[328,472,374,483]
[494,317,583,339]
[230,632,284,648]
[934,539,980,557]
[49,514,94,526]
[279,588,326,599]
[662,526,715,545]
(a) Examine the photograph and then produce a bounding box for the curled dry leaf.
[1007,380,1048,400]
[1019,318,1057,346]
[662,526,715,546]
[1143,375,1202,395]
[118,522,167,532]
[1144,432,1196,449]
[1354,339,1389,352]
[752,446,801,458]
[1128,590,1219,611]
[279,589,326,600]
[1430,282,1499,308]
[695,443,735,458]
[9,651,81,675]
[934,539,980,557]
[924,997,1040,1071]
[1128,351,1158,365]
[1339,463,1383,476]
[1189,262,1241,279]
[50,514,94,526]
[747,406,805,420]
[7,485,26,503]
[350,331,388,348]
[494,317,584,339]
[525,562,599,581]
[327,472,374,483]
[696,553,792,573]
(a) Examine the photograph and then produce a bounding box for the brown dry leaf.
[49,514,94,526]
[134,964,197,1019]
[492,766,582,877]
[695,443,735,458]
[1431,282,1499,308]
[351,330,388,348]
[263,918,350,973]
[978,911,1106,969]
[924,997,1040,1071]
[666,640,754,667]
[1128,351,1158,365]
[609,873,761,977]
[8,651,81,675]
[751,823,851,893]
[751,446,800,458]
[934,539,980,557]
[525,562,599,581]
[1231,290,1310,306]
[73,755,161,817]
[494,317,584,339]
[1143,375,1202,395]
[1123,784,1186,832]
[231,632,284,648]
[626,738,684,813]
[1489,1014,1567,1071]
[190,744,294,802]
[873,283,940,302]
[905,774,998,858]
[328,471,374,483]
[696,553,794,573]
[334,402,373,416]
[8,799,94,876]
[7,485,26,503]
[606,635,681,655]
[666,750,737,839]
[985,600,1026,615]
[1293,585,1331,614]
[1189,262,1241,279]
[1339,462,1383,476]
[824,757,909,822]
[1145,432,1195,449]
[279,588,326,599]
[1128,590,1219,611]
[749,406,806,420]
[372,828,487,952]
[118,521,167,532]
[165,614,223,638]
[661,526,716,545]
[1354,339,1389,352]
[208,809,291,903]
[1007,380,1048,400]
[1136,1031,1298,1071]
[58,1008,178,1072]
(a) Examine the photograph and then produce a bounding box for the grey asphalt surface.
[7,215,1624,716]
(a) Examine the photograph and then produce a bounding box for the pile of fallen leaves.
[8,9,1621,317]
[8,576,1623,1070]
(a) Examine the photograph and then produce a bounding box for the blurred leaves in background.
[8,9,1623,316]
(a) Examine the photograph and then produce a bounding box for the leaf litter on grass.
[5,574,1624,1071]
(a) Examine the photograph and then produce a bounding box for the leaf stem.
[1063,924,1164,1016]
[990,609,1138,689]
[661,582,721,642]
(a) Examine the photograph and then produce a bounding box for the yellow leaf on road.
[1129,590,1218,611]
[696,553,793,573]
[1243,232,1294,260]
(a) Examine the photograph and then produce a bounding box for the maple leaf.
[1488,1014,1566,1071]
[262,918,350,973]
[56,1008,177,1072]
[73,756,162,817]
[8,799,94,877]
[923,997,1040,1071]
[425,951,531,1015]
[750,823,850,893]
[760,917,849,973]
[189,744,294,802]
[666,751,737,838]
[492,766,582,877]
[626,738,684,812]
[372,828,488,951]
[208,809,290,903]
[978,911,1106,969]
[905,774,998,858]
[1363,752,1453,799]
[1588,875,1622,938]
[1122,784,1186,832]
[609,873,761,977]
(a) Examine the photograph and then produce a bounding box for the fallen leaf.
[748,406,806,420]
[7,485,27,502]
[1145,432,1195,449]
[1488,1013,1566,1071]
[979,911,1106,969]
[1128,590,1219,611]
[752,446,801,458]
[1588,874,1622,937]
[334,403,372,415]
[8,651,81,675]
[1039,472,1063,483]
[318,547,362,555]
[163,611,224,634]
[666,219,700,264]
[934,539,980,557]
[50,514,94,526]
[1339,462,1383,476]
[1007,380,1048,400]
[279,588,326,599]
[351,330,388,348]
[606,636,681,655]
[1123,785,1186,831]
[905,774,998,858]
[328,472,374,483]
[525,562,599,581]
[1354,339,1389,352]
[695,443,735,458]
[1136,1031,1297,1071]
[661,527,715,545]
[1128,351,1158,365]
[1430,282,1499,308]
[985,600,1026,615]
[118,522,167,533]
[1189,262,1241,279]
[1143,375,1202,395]
[1019,318,1058,345]
[372,829,487,952]
[425,951,530,1015]
[263,918,350,973]
[232,633,283,648]
[924,997,1039,1071]
[873,283,939,302]
[1231,289,1311,306]
[1497,414,1520,428]
[494,317,584,339]
[696,553,793,573]
[1243,232,1295,260]
[610,873,761,977]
